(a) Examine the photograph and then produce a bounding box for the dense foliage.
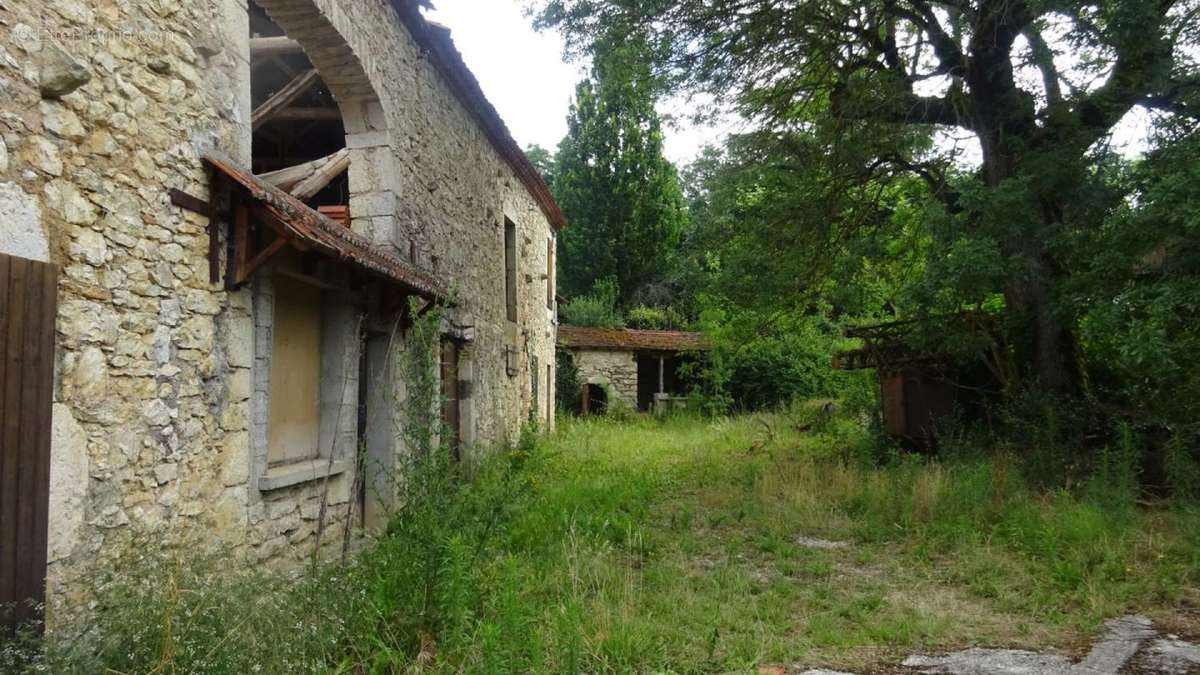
[534,0,1200,465]
[535,0,1199,398]
[12,412,1199,673]
[553,38,688,304]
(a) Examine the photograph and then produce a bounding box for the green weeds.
[14,406,1200,674]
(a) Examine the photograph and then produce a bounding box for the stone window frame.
[546,234,555,312]
[250,271,359,493]
[504,217,519,324]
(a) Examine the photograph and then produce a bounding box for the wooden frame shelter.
[170,154,445,305]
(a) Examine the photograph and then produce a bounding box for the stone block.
[23,138,63,176]
[0,182,48,262]
[40,101,86,140]
[225,313,254,368]
[40,45,91,99]
[227,367,251,403]
[48,404,89,563]
[221,431,250,487]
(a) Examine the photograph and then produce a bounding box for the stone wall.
[0,0,557,624]
[573,349,638,408]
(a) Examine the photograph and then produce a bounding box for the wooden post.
[658,356,665,394]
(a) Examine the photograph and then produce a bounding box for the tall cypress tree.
[553,38,686,306]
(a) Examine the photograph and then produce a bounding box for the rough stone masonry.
[0,0,560,625]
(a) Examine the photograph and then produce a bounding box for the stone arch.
[584,383,608,416]
[251,0,397,243]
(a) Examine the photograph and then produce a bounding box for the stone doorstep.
[258,457,353,492]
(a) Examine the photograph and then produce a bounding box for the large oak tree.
[534,0,1199,395]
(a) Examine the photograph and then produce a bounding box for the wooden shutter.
[0,253,58,635]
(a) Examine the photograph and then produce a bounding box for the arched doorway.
[248,0,397,241]
[583,383,608,416]
[243,0,400,532]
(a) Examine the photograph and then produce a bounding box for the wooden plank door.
[440,340,461,460]
[0,253,58,635]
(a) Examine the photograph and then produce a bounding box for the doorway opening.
[583,383,608,416]
[636,353,686,412]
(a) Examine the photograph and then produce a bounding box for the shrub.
[689,310,866,413]
[626,305,686,330]
[560,278,624,327]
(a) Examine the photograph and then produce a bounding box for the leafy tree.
[535,0,1200,397]
[679,134,931,321]
[525,144,558,185]
[553,37,688,305]
[1072,124,1200,439]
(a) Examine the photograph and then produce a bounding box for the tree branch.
[1141,78,1200,120]
[833,82,968,128]
[900,0,968,76]
[1023,26,1063,107]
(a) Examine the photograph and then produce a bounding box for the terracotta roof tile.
[558,325,709,352]
[204,154,446,299]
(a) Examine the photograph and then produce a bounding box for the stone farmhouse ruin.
[0,0,564,630]
[557,326,706,415]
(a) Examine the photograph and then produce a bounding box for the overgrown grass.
[11,407,1200,673]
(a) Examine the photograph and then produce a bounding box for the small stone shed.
[558,325,708,414]
[0,0,564,631]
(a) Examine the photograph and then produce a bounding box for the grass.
[13,406,1200,673]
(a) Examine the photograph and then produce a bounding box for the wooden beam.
[252,69,321,130]
[242,236,291,284]
[247,204,308,252]
[169,189,209,214]
[207,173,225,284]
[258,148,349,192]
[290,150,350,200]
[251,36,302,58]
[232,203,250,286]
[269,107,342,122]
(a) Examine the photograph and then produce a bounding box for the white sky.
[425,0,726,164]
[425,1,1156,167]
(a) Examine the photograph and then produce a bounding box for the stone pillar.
[342,99,398,248]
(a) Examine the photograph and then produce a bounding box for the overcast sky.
[425,0,736,164]
[425,0,1155,167]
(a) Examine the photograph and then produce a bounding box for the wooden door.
[440,340,461,459]
[0,253,58,635]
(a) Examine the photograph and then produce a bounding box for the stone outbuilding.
[0,0,563,630]
[557,325,707,415]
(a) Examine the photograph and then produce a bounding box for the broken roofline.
[390,1,567,230]
[200,153,447,300]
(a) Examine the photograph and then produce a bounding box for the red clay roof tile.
[558,325,709,352]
